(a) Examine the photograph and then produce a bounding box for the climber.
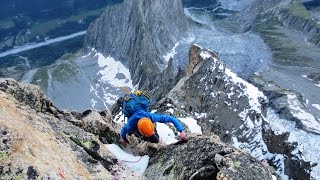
[120,109,187,145]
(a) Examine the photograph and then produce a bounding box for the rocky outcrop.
[250,75,320,135]
[167,44,267,142]
[249,75,319,180]
[84,0,191,87]
[0,78,143,179]
[145,135,276,179]
[161,44,320,179]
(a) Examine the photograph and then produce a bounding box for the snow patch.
[200,51,211,59]
[267,109,320,179]
[195,112,207,119]
[312,104,320,111]
[156,123,178,144]
[113,111,126,124]
[166,108,175,114]
[105,144,149,174]
[287,94,320,134]
[178,117,202,134]
[90,99,98,108]
[225,68,266,114]
[95,53,134,89]
[163,43,180,62]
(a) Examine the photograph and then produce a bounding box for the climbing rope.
[118,156,143,163]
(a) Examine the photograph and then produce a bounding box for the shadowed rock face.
[145,135,276,180]
[84,0,191,86]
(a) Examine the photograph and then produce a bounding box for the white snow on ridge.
[105,144,149,174]
[95,52,134,89]
[267,109,320,179]
[232,115,289,180]
[163,43,180,62]
[166,108,175,114]
[195,112,207,119]
[200,51,212,59]
[312,104,320,111]
[156,123,178,144]
[224,68,266,114]
[179,117,202,134]
[287,94,320,134]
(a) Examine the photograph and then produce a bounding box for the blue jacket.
[120,110,184,141]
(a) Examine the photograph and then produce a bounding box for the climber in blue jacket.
[120,109,186,144]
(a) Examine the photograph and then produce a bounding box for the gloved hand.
[179,131,187,141]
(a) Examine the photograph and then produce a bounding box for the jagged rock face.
[0,79,143,179]
[84,0,190,86]
[145,135,276,179]
[167,45,267,142]
[249,75,319,179]
[250,75,320,135]
[164,45,320,179]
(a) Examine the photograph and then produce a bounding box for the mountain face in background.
[84,0,191,88]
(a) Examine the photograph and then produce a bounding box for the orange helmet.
[137,118,155,137]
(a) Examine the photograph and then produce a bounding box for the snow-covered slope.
[33,50,135,111]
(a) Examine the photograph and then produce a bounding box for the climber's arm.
[147,112,184,132]
[120,124,131,143]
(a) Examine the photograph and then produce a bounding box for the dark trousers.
[134,129,160,143]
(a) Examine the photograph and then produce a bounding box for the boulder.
[145,135,276,179]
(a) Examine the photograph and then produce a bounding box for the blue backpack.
[121,90,151,117]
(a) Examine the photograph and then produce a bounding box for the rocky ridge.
[0,78,277,179]
[0,78,140,179]
[145,135,276,180]
[158,44,318,179]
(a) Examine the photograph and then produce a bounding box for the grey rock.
[145,135,276,180]
[84,0,191,87]
[250,75,320,135]
[167,45,267,143]
[0,78,143,179]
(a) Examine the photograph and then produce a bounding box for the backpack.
[121,90,151,117]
